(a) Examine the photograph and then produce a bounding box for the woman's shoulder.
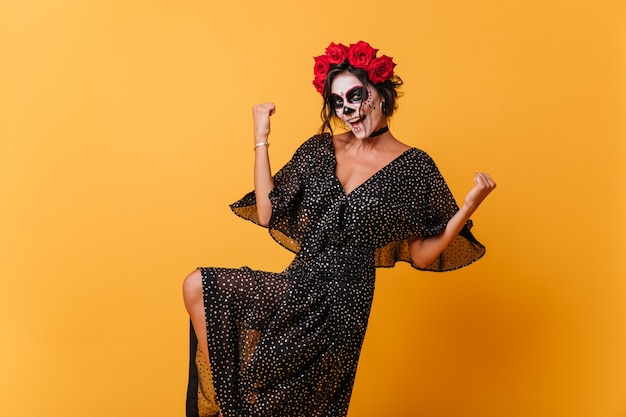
[282,133,333,169]
[399,147,445,181]
[294,132,333,155]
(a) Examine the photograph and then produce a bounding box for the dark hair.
[317,63,403,136]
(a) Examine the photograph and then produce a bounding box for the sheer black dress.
[186,133,485,417]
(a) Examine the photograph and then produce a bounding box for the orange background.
[1,1,625,416]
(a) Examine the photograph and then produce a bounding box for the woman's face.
[330,72,386,140]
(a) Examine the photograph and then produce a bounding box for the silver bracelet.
[254,142,269,150]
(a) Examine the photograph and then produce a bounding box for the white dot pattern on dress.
[188,133,486,417]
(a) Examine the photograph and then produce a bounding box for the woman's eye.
[331,95,344,109]
[347,87,365,103]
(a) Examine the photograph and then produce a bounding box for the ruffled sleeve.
[373,150,486,272]
[230,136,324,254]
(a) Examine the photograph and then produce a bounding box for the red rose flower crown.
[312,41,396,94]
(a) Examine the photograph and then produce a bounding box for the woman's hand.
[463,172,496,213]
[252,103,276,144]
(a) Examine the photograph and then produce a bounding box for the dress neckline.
[326,134,415,196]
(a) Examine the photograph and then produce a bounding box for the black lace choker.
[369,125,389,138]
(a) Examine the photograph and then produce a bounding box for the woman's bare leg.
[183,269,210,366]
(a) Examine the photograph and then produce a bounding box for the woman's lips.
[348,115,365,128]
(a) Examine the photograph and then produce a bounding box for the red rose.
[367,55,396,84]
[347,41,378,69]
[313,54,330,86]
[325,42,349,65]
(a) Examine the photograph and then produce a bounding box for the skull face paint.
[330,72,387,140]
[330,86,369,110]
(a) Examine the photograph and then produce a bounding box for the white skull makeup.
[330,86,369,114]
[330,72,386,139]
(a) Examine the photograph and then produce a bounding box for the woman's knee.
[182,269,203,306]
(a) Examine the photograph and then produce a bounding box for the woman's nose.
[343,106,355,115]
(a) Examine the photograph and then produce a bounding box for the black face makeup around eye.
[346,86,367,104]
[330,86,369,110]
[330,94,344,110]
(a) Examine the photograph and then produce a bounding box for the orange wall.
[1,1,625,416]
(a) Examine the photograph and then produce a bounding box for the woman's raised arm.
[409,172,496,268]
[252,103,276,226]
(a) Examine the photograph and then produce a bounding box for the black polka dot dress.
[186,134,486,417]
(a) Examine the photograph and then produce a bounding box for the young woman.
[183,41,496,417]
